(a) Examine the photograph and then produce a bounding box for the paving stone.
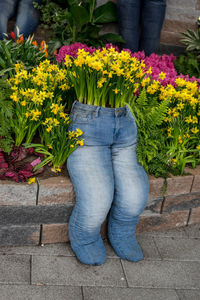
[0,285,82,300]
[32,256,127,287]
[160,30,182,46]
[165,175,193,196]
[162,193,200,213]
[148,175,164,200]
[185,165,200,193]
[0,204,73,225]
[184,224,200,239]
[188,206,200,225]
[154,237,200,261]
[165,7,198,22]
[137,210,189,233]
[38,177,75,205]
[0,254,30,284]
[146,198,164,214]
[83,287,179,300]
[122,260,200,289]
[176,289,200,300]
[41,224,69,244]
[137,236,162,260]
[0,225,40,246]
[0,181,37,206]
[137,226,188,238]
[167,0,196,8]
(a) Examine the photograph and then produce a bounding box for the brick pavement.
[0,224,200,299]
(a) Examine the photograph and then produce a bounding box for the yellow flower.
[158,72,166,80]
[196,145,200,150]
[172,158,177,164]
[46,126,52,132]
[75,128,83,137]
[70,144,75,148]
[77,140,84,146]
[191,127,199,134]
[28,177,35,184]
[20,100,27,106]
[113,88,120,94]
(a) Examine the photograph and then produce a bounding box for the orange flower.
[40,40,46,50]
[16,35,24,44]
[53,49,58,55]
[32,40,38,46]
[44,49,48,58]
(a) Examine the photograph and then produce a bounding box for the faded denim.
[67,100,149,265]
[0,0,41,39]
[117,0,166,56]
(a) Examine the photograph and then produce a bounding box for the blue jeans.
[67,101,149,265]
[117,0,166,55]
[0,0,41,39]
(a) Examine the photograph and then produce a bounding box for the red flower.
[10,31,16,39]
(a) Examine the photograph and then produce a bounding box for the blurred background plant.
[0,30,49,79]
[174,16,200,79]
[34,0,124,52]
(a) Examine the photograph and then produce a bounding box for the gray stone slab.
[176,289,200,300]
[0,225,40,246]
[0,181,37,206]
[154,237,200,261]
[0,204,73,225]
[184,224,200,239]
[137,236,162,260]
[137,226,188,238]
[122,260,200,289]
[0,285,82,300]
[0,243,73,256]
[32,256,127,287]
[0,254,30,284]
[83,287,179,300]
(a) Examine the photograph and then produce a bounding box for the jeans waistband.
[71,100,129,116]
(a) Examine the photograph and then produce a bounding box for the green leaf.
[70,5,90,29]
[99,33,125,43]
[93,1,117,23]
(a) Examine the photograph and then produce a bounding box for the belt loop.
[95,106,100,117]
[70,100,78,113]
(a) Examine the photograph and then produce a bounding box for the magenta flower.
[56,42,96,63]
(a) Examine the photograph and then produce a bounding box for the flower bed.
[0,36,200,245]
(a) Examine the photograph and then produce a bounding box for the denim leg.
[108,143,149,261]
[15,0,41,37]
[0,0,17,39]
[67,145,114,265]
[140,0,166,55]
[117,0,141,52]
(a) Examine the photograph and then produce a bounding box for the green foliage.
[127,89,172,178]
[0,80,13,153]
[36,0,124,51]
[174,52,200,78]
[181,28,200,52]
[0,36,47,79]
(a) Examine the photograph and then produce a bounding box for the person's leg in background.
[14,0,41,37]
[117,0,141,53]
[0,0,17,39]
[140,0,166,55]
[67,145,114,265]
[108,109,149,262]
